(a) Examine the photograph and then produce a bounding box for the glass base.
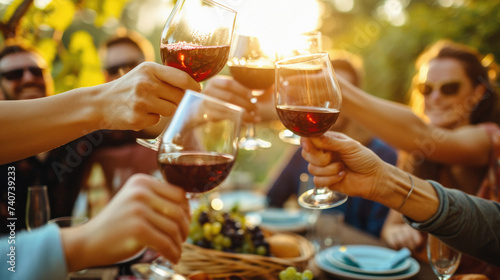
[239,137,272,150]
[136,138,160,151]
[279,129,301,145]
[147,258,187,280]
[298,188,348,209]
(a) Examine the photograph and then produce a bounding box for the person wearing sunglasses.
[335,39,500,278]
[0,44,53,100]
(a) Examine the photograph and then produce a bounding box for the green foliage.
[321,1,500,104]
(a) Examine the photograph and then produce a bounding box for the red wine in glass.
[276,105,339,137]
[161,42,231,82]
[158,151,235,193]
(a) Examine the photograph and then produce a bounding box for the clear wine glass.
[227,34,275,150]
[427,234,462,280]
[275,52,346,209]
[137,0,237,151]
[26,185,50,231]
[149,89,244,279]
[276,31,323,146]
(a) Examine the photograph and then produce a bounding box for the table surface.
[67,216,435,280]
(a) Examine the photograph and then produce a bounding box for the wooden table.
[314,223,435,280]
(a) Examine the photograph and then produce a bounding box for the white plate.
[325,245,411,275]
[315,247,420,280]
[246,208,310,232]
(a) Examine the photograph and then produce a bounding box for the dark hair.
[100,29,155,63]
[413,40,500,125]
[0,44,33,62]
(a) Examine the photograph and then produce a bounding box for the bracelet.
[397,173,414,210]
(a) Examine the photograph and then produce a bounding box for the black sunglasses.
[105,61,140,76]
[417,81,462,96]
[0,67,44,81]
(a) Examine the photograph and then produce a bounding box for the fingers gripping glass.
[275,52,347,209]
[0,67,44,81]
[417,81,461,96]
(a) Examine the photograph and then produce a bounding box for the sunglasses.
[417,81,462,96]
[0,67,44,81]
[105,61,140,76]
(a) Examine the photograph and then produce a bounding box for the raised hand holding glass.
[275,52,346,209]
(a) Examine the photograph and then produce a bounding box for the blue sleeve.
[266,148,309,207]
[0,223,67,280]
[403,180,500,266]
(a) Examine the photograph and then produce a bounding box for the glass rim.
[185,89,245,113]
[202,0,237,14]
[275,52,329,66]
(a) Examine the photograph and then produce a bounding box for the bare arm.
[300,132,439,222]
[339,77,490,166]
[0,62,200,164]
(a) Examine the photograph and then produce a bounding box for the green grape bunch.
[279,267,314,280]
[189,204,270,256]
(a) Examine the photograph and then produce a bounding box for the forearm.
[405,181,500,265]
[341,82,489,165]
[376,164,439,222]
[0,86,102,164]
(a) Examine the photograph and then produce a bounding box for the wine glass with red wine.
[275,52,346,209]
[276,31,323,146]
[227,34,275,150]
[149,89,243,278]
[137,0,237,151]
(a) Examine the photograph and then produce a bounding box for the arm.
[301,132,500,265]
[0,62,200,164]
[301,132,440,222]
[405,181,500,266]
[61,174,190,271]
[1,224,67,280]
[338,77,491,166]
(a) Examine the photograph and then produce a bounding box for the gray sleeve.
[403,180,500,266]
[0,223,67,280]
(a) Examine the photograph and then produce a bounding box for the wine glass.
[427,234,462,280]
[275,52,346,209]
[276,31,323,146]
[149,89,244,278]
[137,0,237,151]
[227,34,275,150]
[26,185,50,231]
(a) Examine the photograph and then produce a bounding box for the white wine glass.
[275,52,346,209]
[428,234,462,280]
[276,31,323,146]
[137,0,237,151]
[227,34,275,150]
[149,89,244,278]
[26,185,50,231]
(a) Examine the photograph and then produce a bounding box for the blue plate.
[316,246,420,279]
[326,245,412,274]
[246,208,310,232]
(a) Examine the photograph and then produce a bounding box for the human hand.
[300,131,389,201]
[61,174,190,272]
[203,76,258,123]
[96,62,201,131]
[381,224,424,251]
